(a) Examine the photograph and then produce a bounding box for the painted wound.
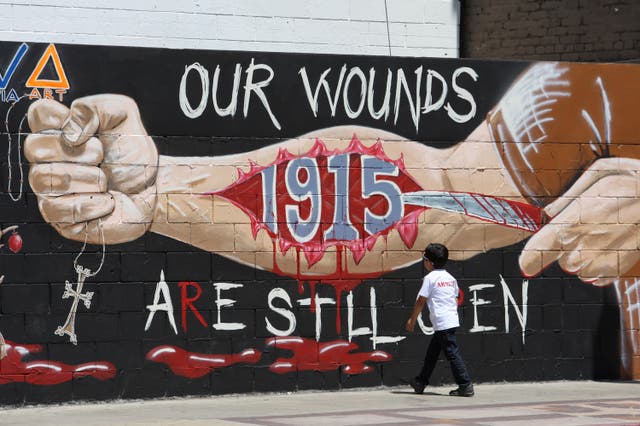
[213,135,424,276]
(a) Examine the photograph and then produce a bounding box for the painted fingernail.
[61,118,83,146]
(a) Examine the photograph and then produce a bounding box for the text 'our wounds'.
[178,59,479,131]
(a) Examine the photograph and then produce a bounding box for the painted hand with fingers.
[519,158,640,286]
[486,62,640,378]
[516,156,640,380]
[25,95,159,244]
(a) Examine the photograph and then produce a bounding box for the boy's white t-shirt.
[418,269,460,331]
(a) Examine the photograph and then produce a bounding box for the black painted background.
[0,41,620,405]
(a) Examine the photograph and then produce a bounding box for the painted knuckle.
[50,164,107,195]
[28,165,54,194]
[27,99,68,132]
[24,134,58,163]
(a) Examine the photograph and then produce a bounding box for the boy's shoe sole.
[449,385,474,397]
[410,378,426,394]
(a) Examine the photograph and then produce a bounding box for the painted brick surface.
[0,41,636,405]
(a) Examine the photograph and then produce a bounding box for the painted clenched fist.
[25,95,158,244]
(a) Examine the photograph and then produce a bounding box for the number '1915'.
[260,154,404,243]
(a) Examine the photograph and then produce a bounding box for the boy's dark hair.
[424,243,448,269]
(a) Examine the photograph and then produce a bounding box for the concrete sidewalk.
[1,381,639,425]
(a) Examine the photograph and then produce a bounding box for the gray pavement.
[1,380,639,425]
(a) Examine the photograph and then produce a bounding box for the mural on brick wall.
[0,41,638,403]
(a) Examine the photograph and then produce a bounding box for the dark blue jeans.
[417,327,471,387]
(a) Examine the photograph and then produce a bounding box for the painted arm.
[148,121,528,275]
[25,95,527,277]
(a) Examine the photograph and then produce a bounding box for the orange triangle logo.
[26,44,69,89]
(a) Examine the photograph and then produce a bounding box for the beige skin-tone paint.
[25,95,528,275]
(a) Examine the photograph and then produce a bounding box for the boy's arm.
[405,296,427,332]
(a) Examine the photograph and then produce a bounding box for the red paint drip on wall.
[266,336,391,374]
[0,340,115,385]
[146,345,262,378]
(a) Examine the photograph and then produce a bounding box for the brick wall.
[0,0,460,57]
[460,0,640,62]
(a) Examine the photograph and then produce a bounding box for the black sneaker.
[449,384,474,397]
[409,377,426,394]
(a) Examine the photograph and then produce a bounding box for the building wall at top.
[460,0,640,62]
[0,0,460,57]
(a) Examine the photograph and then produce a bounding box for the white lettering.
[469,284,497,333]
[299,295,335,341]
[369,287,405,348]
[145,270,178,334]
[343,67,367,118]
[422,69,447,114]
[179,63,209,119]
[367,68,392,120]
[299,65,347,117]
[394,66,422,131]
[299,64,477,129]
[212,282,246,331]
[500,275,528,344]
[212,64,241,116]
[446,66,478,123]
[244,58,281,130]
[417,314,434,335]
[266,288,296,336]
[347,291,371,341]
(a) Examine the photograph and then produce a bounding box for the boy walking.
[405,243,474,397]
